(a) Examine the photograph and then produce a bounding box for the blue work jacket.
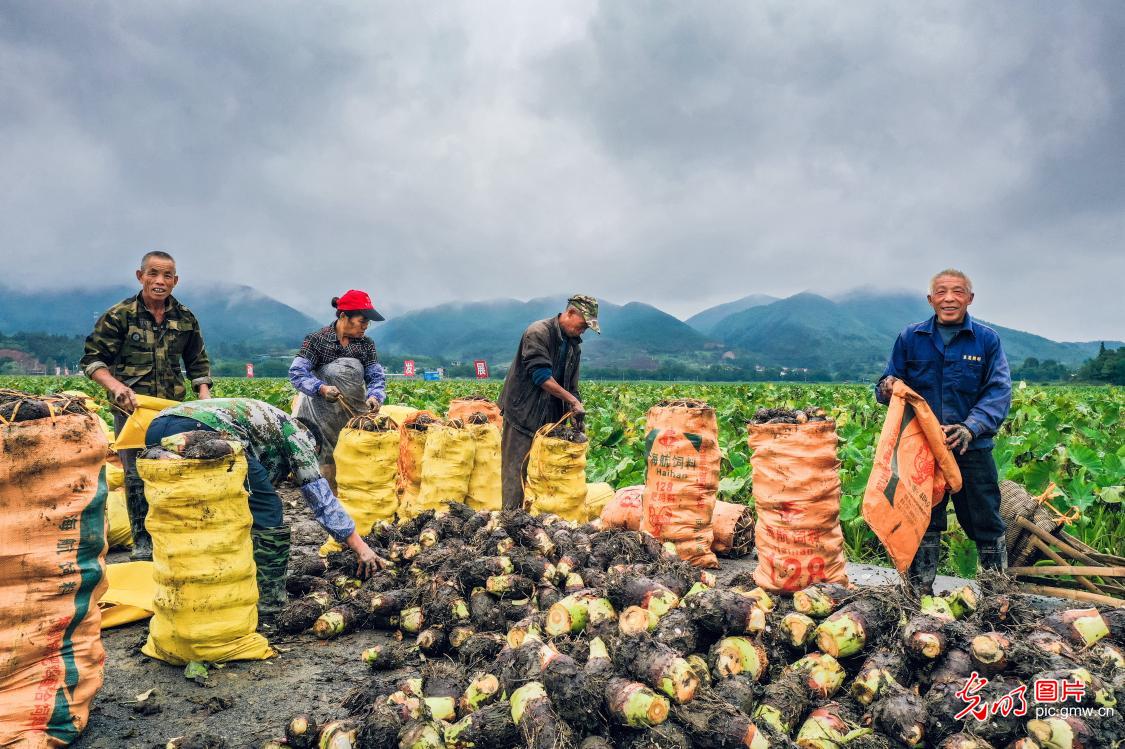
[875,314,1012,450]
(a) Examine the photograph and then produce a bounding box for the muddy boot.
[978,537,1008,572]
[907,531,941,597]
[125,476,153,562]
[252,525,291,617]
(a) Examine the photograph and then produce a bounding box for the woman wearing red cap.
[288,290,387,482]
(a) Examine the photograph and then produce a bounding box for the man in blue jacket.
[876,269,1012,594]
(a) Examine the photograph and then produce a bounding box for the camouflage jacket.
[81,293,212,400]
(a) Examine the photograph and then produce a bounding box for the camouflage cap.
[567,294,601,334]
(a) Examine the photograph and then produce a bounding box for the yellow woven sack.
[113,394,180,449]
[380,404,419,427]
[99,561,155,629]
[465,422,502,511]
[106,488,133,549]
[138,449,274,664]
[320,418,400,556]
[415,423,475,515]
[525,416,588,520]
[583,482,615,522]
[105,461,124,491]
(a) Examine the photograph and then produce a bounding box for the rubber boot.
[907,531,941,597]
[978,537,1008,572]
[125,475,153,562]
[252,525,291,617]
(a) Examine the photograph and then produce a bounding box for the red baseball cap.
[335,289,385,321]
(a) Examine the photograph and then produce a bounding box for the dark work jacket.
[498,315,582,435]
[876,314,1011,450]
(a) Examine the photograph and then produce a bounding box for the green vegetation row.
[4,376,1121,577]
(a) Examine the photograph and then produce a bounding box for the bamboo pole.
[1055,532,1125,566]
[1027,538,1102,595]
[1007,565,1125,578]
[1017,584,1125,607]
[1016,517,1103,568]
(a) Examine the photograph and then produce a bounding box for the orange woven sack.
[711,500,754,558]
[396,411,440,519]
[640,403,720,569]
[863,381,963,574]
[749,420,847,592]
[447,397,502,430]
[599,485,644,531]
[0,404,109,747]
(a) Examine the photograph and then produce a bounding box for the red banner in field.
[404,360,416,377]
[474,360,489,379]
[245,363,255,378]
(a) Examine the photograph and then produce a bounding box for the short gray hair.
[930,268,972,294]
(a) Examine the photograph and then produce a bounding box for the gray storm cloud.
[1,1,1121,340]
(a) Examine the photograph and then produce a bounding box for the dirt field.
[74,485,973,749]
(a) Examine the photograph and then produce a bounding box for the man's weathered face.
[136,257,178,304]
[928,274,973,325]
[560,308,589,337]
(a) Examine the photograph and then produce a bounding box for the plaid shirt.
[298,325,379,368]
[289,325,386,402]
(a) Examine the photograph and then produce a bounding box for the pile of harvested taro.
[268,505,1125,749]
[749,407,830,425]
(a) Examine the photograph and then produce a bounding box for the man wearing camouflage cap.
[498,295,599,510]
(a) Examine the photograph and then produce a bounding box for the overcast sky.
[2,1,1122,341]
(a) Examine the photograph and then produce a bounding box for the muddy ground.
[75,486,974,749]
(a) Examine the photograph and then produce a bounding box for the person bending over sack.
[146,397,385,614]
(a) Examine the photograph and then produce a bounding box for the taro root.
[753,669,810,735]
[469,588,506,632]
[652,608,700,657]
[614,635,700,703]
[902,614,950,660]
[781,612,819,649]
[421,660,467,723]
[459,672,502,714]
[1040,608,1116,649]
[510,681,577,749]
[970,632,1013,674]
[815,597,891,658]
[458,632,507,668]
[312,603,364,640]
[787,653,846,698]
[792,583,851,618]
[604,677,670,728]
[360,642,419,670]
[851,650,907,706]
[682,588,766,636]
[871,686,926,748]
[795,703,872,749]
[709,637,769,683]
[676,691,770,749]
[546,591,615,637]
[712,675,756,715]
[284,715,318,749]
[276,592,333,635]
[606,568,681,617]
[444,701,519,749]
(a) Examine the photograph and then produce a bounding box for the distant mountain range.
[0,284,1117,376]
[0,283,320,352]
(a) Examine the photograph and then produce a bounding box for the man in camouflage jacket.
[80,251,212,559]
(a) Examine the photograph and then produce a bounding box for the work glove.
[943,423,973,455]
[319,385,341,402]
[366,397,382,414]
